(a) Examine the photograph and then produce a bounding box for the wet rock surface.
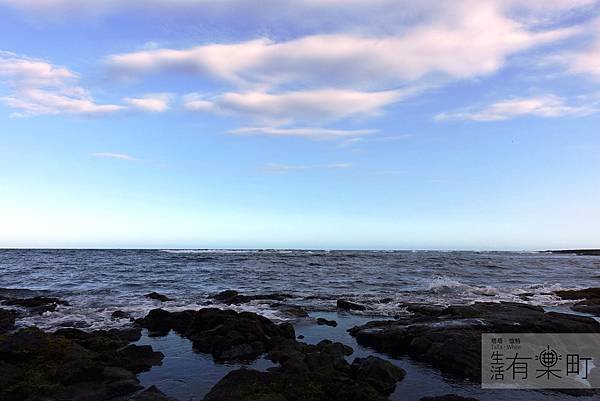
[0,326,163,401]
[4,296,69,314]
[349,302,600,380]
[212,289,292,305]
[136,307,296,361]
[203,339,405,401]
[337,299,368,311]
[555,287,600,316]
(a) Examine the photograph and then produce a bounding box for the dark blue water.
[1,249,599,330]
[2,249,599,401]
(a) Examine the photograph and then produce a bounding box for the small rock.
[316,317,338,327]
[297,335,305,339]
[145,292,171,302]
[337,299,367,311]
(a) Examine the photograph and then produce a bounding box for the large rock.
[136,308,295,361]
[0,326,162,401]
[349,302,600,381]
[0,308,16,333]
[203,339,405,401]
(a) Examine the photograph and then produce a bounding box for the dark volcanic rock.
[572,298,600,316]
[213,290,292,305]
[337,299,367,311]
[349,302,600,380]
[203,339,405,401]
[272,303,309,318]
[4,296,69,314]
[555,287,600,300]
[316,317,338,327]
[351,356,406,394]
[137,308,295,361]
[420,396,478,401]
[555,287,600,316]
[0,326,162,401]
[132,385,178,401]
[111,310,132,320]
[0,308,16,332]
[145,292,171,302]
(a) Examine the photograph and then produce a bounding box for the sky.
[0,0,599,250]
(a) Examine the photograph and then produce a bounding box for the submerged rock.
[337,299,367,311]
[316,317,338,327]
[4,296,69,314]
[0,308,16,332]
[136,308,295,361]
[349,302,600,380]
[203,339,405,401]
[144,292,171,302]
[0,326,163,401]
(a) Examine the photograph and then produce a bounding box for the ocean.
[2,249,600,400]
[1,248,598,330]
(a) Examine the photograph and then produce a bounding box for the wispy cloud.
[124,93,172,112]
[338,134,414,147]
[262,162,352,173]
[92,152,137,161]
[229,126,376,140]
[0,51,122,117]
[183,89,403,125]
[435,94,597,122]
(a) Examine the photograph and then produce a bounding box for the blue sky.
[1,0,599,249]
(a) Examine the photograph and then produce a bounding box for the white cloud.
[0,51,122,117]
[124,93,172,112]
[229,126,376,140]
[184,89,403,124]
[92,152,137,161]
[435,94,596,121]
[262,162,352,173]
[108,12,576,90]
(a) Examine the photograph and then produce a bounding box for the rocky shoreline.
[2,289,600,401]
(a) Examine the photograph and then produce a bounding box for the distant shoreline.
[545,249,600,256]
